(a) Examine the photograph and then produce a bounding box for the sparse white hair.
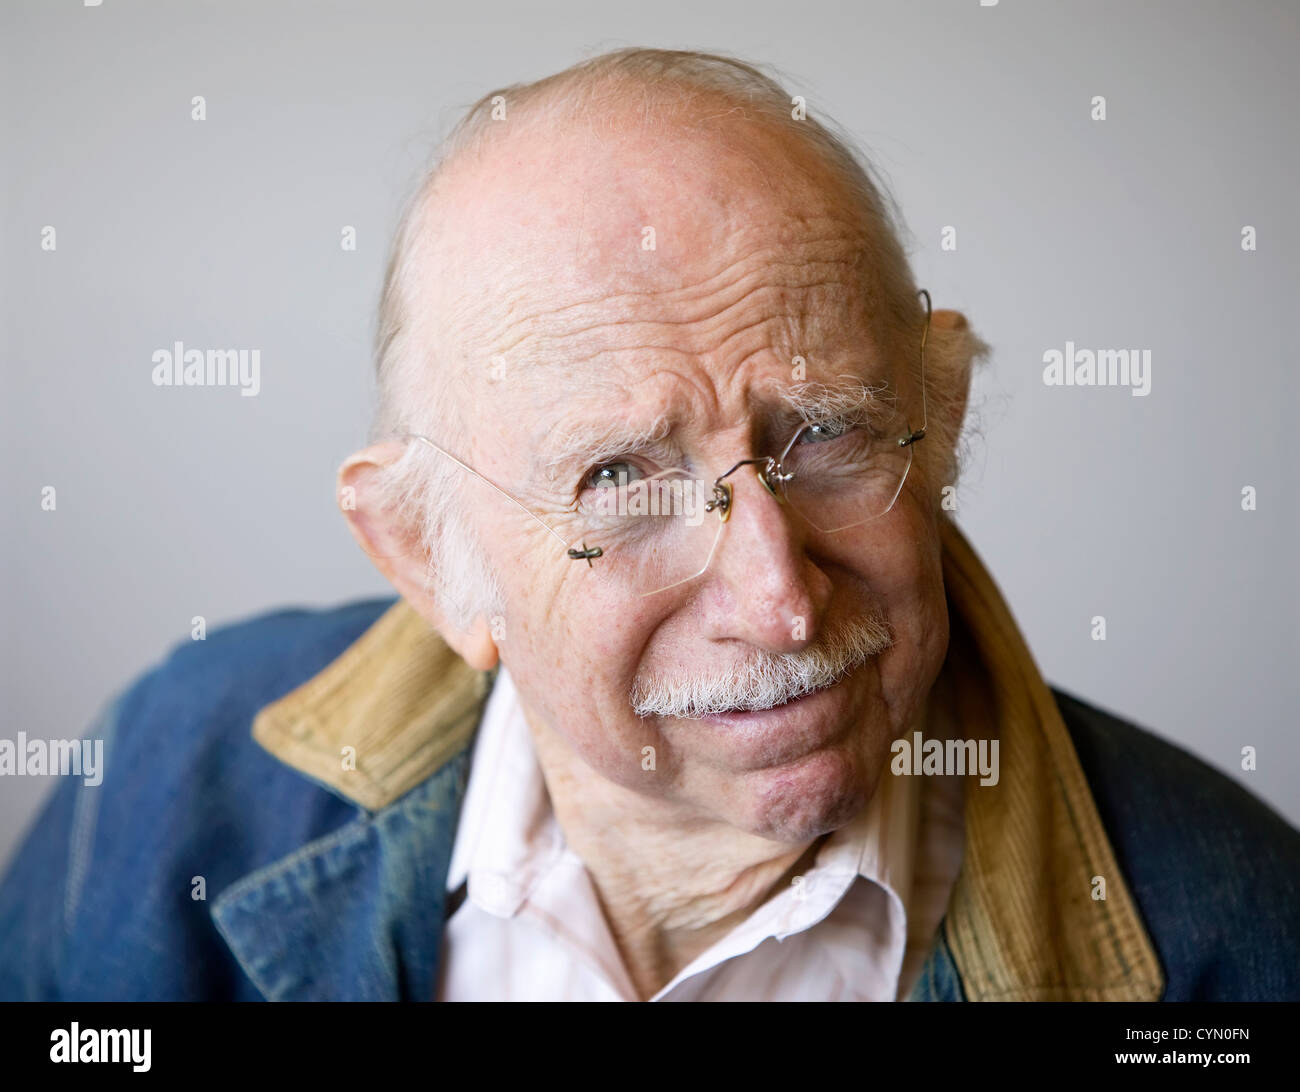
[368,47,990,631]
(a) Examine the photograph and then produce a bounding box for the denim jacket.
[2,521,1297,1001]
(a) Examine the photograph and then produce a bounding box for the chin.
[738,748,870,843]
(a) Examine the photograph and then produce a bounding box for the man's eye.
[799,420,850,444]
[583,462,643,491]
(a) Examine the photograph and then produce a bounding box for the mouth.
[700,676,843,726]
[672,665,870,770]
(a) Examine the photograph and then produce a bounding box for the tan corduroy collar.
[251,518,1163,1002]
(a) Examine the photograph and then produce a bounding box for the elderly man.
[2,48,1297,1003]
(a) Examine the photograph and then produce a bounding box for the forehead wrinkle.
[482,282,857,419]
[475,278,870,406]
[470,233,870,366]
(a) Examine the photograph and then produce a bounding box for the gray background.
[3,0,1297,872]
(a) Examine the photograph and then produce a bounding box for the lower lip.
[699,678,842,729]
[687,673,861,767]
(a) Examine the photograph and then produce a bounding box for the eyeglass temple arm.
[899,288,932,448]
[404,434,586,556]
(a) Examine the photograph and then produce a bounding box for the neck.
[524,711,832,999]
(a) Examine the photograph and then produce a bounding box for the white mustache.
[630,612,893,719]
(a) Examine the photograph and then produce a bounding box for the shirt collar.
[444,664,561,913]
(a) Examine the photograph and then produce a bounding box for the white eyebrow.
[535,414,676,486]
[772,377,896,428]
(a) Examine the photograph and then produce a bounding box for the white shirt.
[437,665,965,1001]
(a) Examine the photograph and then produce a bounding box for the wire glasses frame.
[403,288,935,597]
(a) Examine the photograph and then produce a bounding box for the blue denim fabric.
[0,601,386,1001]
[1058,690,1300,1001]
[906,926,965,1002]
[1,599,1296,1001]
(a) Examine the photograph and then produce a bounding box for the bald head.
[425,93,896,414]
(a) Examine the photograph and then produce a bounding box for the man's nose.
[698,467,831,652]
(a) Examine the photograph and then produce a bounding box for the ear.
[336,442,500,671]
[929,308,973,436]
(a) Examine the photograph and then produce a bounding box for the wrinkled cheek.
[860,509,949,735]
[500,572,670,787]
[888,585,950,716]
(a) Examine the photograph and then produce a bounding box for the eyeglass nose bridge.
[704,455,793,522]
